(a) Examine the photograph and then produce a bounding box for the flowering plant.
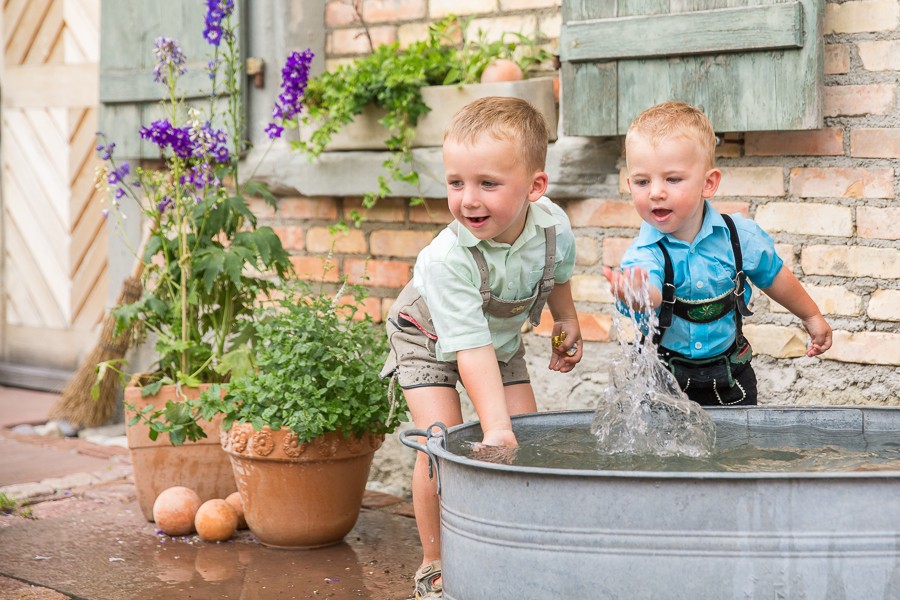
[98,1,304,393]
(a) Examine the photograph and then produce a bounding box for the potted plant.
[289,15,554,219]
[96,3,296,520]
[143,274,406,548]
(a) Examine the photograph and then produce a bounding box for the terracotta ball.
[225,491,248,530]
[480,59,524,84]
[195,499,238,542]
[153,486,202,536]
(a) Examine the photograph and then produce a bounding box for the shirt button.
[508,283,514,289]
[694,342,702,350]
[696,281,704,289]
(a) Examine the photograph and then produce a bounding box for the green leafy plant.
[97,3,293,393]
[292,15,552,221]
[132,271,406,445]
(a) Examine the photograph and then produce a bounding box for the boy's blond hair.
[626,101,717,168]
[444,96,549,174]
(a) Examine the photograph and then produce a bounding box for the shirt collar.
[455,196,560,250]
[633,200,726,248]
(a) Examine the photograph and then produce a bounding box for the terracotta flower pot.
[125,383,237,521]
[223,423,384,549]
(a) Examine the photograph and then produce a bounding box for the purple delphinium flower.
[158,197,174,213]
[267,49,315,139]
[153,38,187,84]
[203,0,235,47]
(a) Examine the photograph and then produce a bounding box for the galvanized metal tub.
[401,407,900,600]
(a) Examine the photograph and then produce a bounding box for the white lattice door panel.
[1,0,105,370]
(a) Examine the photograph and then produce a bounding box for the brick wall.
[257,0,900,406]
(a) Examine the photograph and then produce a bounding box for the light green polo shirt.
[412,197,576,363]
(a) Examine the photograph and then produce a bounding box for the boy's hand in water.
[473,428,519,464]
[603,266,661,309]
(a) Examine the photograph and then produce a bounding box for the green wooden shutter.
[99,0,246,160]
[560,0,824,135]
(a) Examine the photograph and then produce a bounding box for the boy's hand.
[549,319,582,372]
[802,313,833,357]
[473,427,519,464]
[603,266,651,304]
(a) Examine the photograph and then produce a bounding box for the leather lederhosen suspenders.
[653,213,753,347]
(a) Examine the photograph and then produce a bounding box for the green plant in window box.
[288,15,552,223]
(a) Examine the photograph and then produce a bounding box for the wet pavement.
[0,385,422,599]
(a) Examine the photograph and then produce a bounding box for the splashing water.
[590,270,716,457]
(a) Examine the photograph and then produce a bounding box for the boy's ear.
[528,171,549,201]
[702,168,722,198]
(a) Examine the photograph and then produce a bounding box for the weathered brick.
[824,84,895,117]
[602,237,633,268]
[770,284,861,316]
[825,330,900,366]
[744,129,844,157]
[868,290,900,321]
[566,198,641,228]
[325,0,361,27]
[850,128,900,159]
[743,324,808,358]
[466,15,539,43]
[381,296,396,320]
[570,274,613,304]
[398,22,430,48]
[710,201,750,218]
[338,296,384,323]
[857,207,900,240]
[344,198,406,222]
[574,236,600,266]
[272,225,305,251]
[790,167,894,199]
[327,26,396,56]
[717,167,784,197]
[247,196,276,219]
[858,40,900,72]
[306,226,368,254]
[825,44,851,75]
[775,243,795,271]
[362,0,426,23]
[824,0,899,34]
[539,12,562,42]
[345,258,411,288]
[278,197,340,220]
[370,229,436,258]
[431,0,497,18]
[291,256,341,282]
[801,245,900,279]
[410,199,453,224]
[755,203,853,237]
[501,0,559,9]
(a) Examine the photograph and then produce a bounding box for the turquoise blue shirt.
[413,197,575,362]
[620,202,783,359]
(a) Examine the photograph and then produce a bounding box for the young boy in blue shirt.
[381,96,583,599]
[605,101,832,406]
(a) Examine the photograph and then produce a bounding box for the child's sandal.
[414,559,442,599]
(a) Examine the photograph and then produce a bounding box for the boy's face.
[625,133,721,243]
[443,133,548,245]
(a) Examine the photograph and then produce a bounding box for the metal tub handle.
[399,422,448,494]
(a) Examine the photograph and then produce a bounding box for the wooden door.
[0,0,104,386]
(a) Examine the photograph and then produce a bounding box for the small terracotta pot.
[125,383,237,521]
[223,423,383,549]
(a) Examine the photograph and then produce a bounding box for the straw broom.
[49,235,147,429]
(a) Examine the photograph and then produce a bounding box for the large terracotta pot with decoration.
[222,423,384,549]
[125,383,237,521]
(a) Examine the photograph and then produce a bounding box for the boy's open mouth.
[467,216,488,224]
[651,208,672,219]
